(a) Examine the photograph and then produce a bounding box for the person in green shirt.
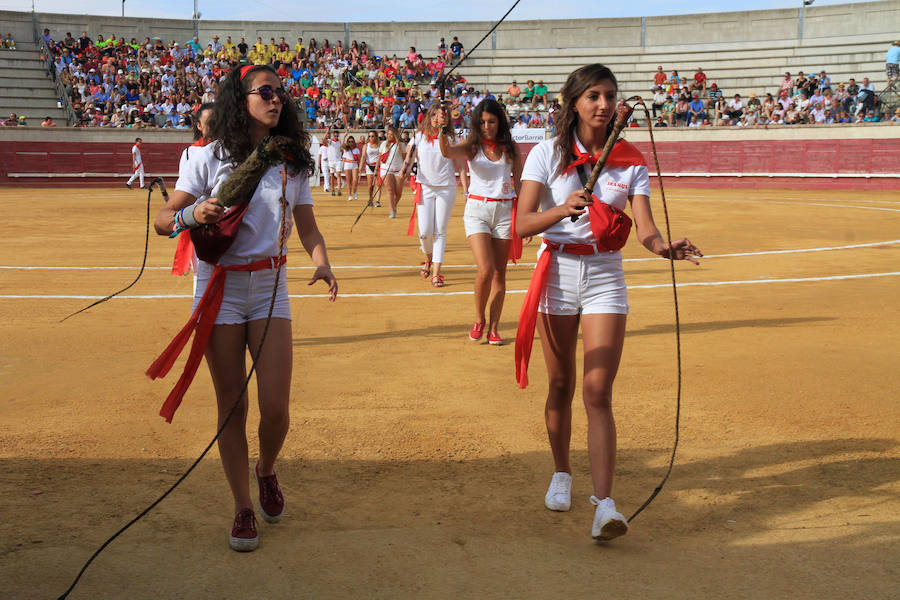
[532,80,548,108]
[661,95,676,126]
[521,80,535,105]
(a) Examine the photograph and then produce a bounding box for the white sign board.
[512,129,547,143]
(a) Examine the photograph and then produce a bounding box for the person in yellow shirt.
[266,38,277,60]
[223,36,236,55]
[294,37,305,56]
[254,37,266,56]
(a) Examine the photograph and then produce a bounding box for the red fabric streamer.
[508,197,522,264]
[407,174,422,236]
[514,242,597,388]
[171,231,194,276]
[147,255,287,422]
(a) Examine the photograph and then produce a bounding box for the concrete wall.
[2,0,897,53]
[3,124,898,189]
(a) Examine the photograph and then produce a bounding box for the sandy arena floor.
[1,184,898,599]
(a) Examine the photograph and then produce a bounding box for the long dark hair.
[192,101,214,141]
[469,98,517,162]
[207,64,313,174]
[553,64,618,175]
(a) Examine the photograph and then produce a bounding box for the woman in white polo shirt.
[515,63,701,542]
[399,104,465,287]
[439,98,522,343]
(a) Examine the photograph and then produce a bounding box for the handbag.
[576,162,632,252]
[190,195,254,264]
[190,136,299,264]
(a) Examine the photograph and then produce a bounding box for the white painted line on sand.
[2,240,897,271]
[4,271,898,300]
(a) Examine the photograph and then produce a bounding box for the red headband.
[239,65,255,80]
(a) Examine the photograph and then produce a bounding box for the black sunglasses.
[248,85,288,102]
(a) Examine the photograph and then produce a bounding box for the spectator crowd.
[646,62,896,127]
[4,29,898,129]
[8,28,501,130]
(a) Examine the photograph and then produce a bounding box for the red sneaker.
[255,462,285,523]
[469,321,485,341]
[488,331,503,346]
[229,508,259,552]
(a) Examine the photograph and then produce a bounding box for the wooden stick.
[571,101,634,222]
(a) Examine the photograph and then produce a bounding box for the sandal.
[431,274,444,288]
[420,261,431,278]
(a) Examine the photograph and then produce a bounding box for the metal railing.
[32,11,76,127]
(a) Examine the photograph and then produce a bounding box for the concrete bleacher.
[458,34,893,102]
[0,6,70,127]
[0,41,69,125]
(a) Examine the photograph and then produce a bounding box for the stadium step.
[0,97,64,110]
[0,85,59,99]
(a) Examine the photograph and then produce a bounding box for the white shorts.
[343,161,358,170]
[537,246,629,316]
[463,196,513,239]
[365,162,377,174]
[329,163,344,173]
[194,260,291,325]
[380,167,400,178]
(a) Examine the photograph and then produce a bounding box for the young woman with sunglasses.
[515,64,701,542]
[362,130,382,205]
[439,98,521,340]
[341,133,361,200]
[399,103,466,287]
[376,126,406,218]
[152,64,337,552]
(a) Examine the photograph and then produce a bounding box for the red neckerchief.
[481,139,499,152]
[563,139,648,174]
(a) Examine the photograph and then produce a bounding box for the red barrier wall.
[2,137,899,190]
[0,141,187,188]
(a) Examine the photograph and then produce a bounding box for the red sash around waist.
[465,194,522,263]
[514,241,600,388]
[147,255,287,422]
[407,175,422,236]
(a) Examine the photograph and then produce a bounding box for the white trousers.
[416,183,456,264]
[127,166,144,188]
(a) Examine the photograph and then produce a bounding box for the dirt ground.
[1,184,898,600]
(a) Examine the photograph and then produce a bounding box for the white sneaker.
[544,472,572,511]
[590,496,628,541]
[388,209,396,218]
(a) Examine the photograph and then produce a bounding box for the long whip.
[624,96,682,523]
[58,178,166,323]
[568,96,683,523]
